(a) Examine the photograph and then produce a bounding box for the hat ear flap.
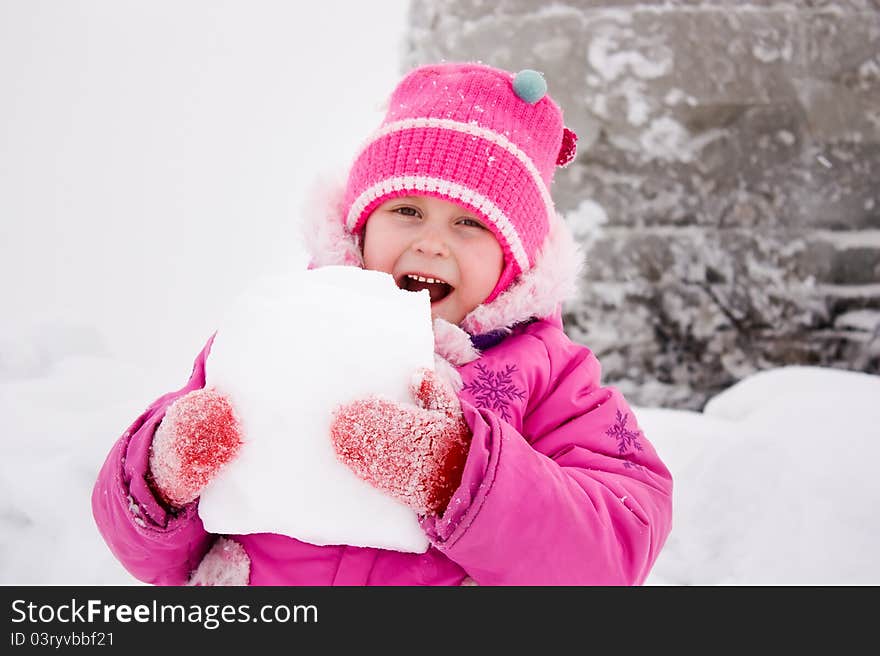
[556,127,578,167]
[461,212,584,335]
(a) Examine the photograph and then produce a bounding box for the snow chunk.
[199,266,435,553]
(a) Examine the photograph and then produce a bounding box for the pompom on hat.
[342,62,577,302]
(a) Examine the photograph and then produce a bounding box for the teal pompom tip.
[513,69,547,104]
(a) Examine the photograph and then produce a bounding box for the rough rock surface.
[405,0,880,408]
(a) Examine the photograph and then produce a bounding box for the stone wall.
[404,0,880,409]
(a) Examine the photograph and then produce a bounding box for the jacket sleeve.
[420,332,673,585]
[91,337,217,585]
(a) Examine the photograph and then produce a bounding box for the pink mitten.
[330,369,471,515]
[148,388,243,508]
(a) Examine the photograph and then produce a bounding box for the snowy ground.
[1,326,878,586]
[641,365,880,585]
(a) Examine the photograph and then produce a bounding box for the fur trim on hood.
[300,176,584,338]
[301,175,364,269]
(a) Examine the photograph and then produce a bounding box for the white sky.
[1,0,409,384]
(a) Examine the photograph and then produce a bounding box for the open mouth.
[397,273,454,304]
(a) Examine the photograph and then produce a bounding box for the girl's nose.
[412,230,450,258]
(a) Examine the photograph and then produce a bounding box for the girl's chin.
[429,301,464,326]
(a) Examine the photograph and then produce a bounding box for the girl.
[92,62,673,585]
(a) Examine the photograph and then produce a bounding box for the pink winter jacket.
[92,315,673,586]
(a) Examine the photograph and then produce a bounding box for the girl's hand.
[148,388,243,508]
[330,369,471,515]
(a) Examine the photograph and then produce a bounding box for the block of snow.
[198,266,435,553]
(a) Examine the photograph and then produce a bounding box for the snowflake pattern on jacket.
[606,410,644,469]
[460,362,525,422]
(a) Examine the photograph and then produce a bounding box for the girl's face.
[362,195,505,325]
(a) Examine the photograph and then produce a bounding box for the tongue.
[407,280,451,303]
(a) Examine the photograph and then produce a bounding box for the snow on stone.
[664,88,698,107]
[834,309,880,333]
[813,229,880,249]
[565,198,608,245]
[634,116,726,163]
[776,129,796,146]
[588,33,672,82]
[198,266,435,553]
[751,38,793,64]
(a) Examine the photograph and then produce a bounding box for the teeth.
[407,274,446,285]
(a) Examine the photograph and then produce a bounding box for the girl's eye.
[458,218,485,229]
[393,206,420,217]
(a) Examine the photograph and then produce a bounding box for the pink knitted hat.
[342,62,577,302]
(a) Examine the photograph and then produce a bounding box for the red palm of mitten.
[330,369,471,515]
[149,388,243,507]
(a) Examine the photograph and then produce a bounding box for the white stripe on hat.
[367,117,555,221]
[346,175,531,274]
